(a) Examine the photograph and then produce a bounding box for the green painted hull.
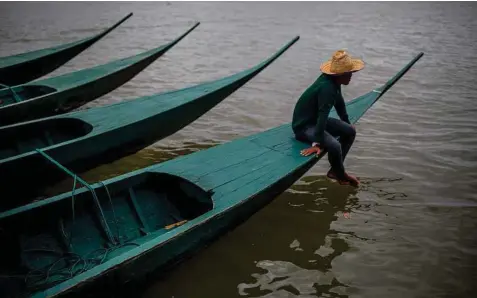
[0,36,300,209]
[0,22,200,126]
[0,13,132,86]
[0,53,423,298]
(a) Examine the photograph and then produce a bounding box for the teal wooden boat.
[0,36,300,208]
[0,52,423,298]
[0,13,133,86]
[0,22,200,126]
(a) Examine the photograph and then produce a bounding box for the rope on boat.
[2,150,141,292]
[0,243,141,292]
[66,174,78,249]
[99,181,121,244]
[34,149,117,245]
[0,83,22,103]
[72,175,77,223]
[0,150,141,291]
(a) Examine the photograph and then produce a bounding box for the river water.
[1,2,476,298]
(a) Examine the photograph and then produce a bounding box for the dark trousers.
[295,118,356,179]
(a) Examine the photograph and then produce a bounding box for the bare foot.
[327,170,359,187]
[344,173,360,187]
[326,170,350,185]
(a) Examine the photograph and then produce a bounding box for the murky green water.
[1,1,476,297]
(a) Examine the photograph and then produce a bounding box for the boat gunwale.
[0,114,97,162]
[0,171,212,220]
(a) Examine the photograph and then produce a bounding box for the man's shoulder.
[297,74,335,102]
[313,73,334,86]
[317,75,337,95]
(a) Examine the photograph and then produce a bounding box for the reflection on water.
[237,178,356,298]
[142,176,361,298]
[235,177,357,298]
[238,260,338,297]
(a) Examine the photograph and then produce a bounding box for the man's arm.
[334,93,350,124]
[313,88,335,145]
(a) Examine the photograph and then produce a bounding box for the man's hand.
[300,146,321,157]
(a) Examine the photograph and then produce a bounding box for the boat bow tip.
[184,22,201,35]
[379,51,424,95]
[97,12,134,37]
[258,35,300,66]
[162,22,201,50]
[282,36,300,49]
[117,12,134,24]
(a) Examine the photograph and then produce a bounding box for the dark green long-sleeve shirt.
[292,74,350,144]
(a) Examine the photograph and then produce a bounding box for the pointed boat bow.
[345,52,425,123]
[219,36,300,83]
[87,13,133,43]
[35,21,201,92]
[159,22,200,53]
[378,52,425,96]
[247,36,300,73]
[0,13,133,86]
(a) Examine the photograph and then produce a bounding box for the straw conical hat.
[320,50,364,75]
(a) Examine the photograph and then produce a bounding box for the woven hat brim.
[320,58,365,75]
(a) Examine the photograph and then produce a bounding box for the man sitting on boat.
[292,50,364,186]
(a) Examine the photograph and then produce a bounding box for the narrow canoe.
[0,36,300,207]
[0,22,200,126]
[0,52,423,298]
[0,13,133,86]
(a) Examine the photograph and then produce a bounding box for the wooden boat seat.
[128,187,151,235]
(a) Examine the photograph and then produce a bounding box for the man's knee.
[344,124,356,140]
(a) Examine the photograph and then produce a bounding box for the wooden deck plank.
[194,150,285,191]
[211,155,313,206]
[157,141,271,179]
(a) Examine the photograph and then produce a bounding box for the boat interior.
[0,118,93,160]
[0,85,56,107]
[0,172,213,293]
